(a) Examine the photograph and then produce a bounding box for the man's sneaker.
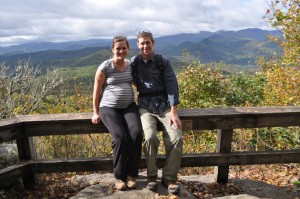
[146,176,158,191]
[161,178,180,195]
[127,176,137,189]
[115,179,126,190]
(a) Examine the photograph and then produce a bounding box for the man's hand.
[169,106,182,130]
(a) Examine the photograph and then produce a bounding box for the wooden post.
[16,136,36,189]
[214,129,233,183]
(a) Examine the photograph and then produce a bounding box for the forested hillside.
[0,28,281,68]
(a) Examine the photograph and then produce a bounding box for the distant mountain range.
[0,28,282,68]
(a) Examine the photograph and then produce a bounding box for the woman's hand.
[91,114,101,124]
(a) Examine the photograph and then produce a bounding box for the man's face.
[137,36,155,59]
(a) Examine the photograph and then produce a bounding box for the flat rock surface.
[70,170,195,199]
[69,171,300,199]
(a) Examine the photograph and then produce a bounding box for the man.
[131,30,183,195]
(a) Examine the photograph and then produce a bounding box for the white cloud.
[0,0,273,46]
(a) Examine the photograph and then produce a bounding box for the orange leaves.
[229,164,300,188]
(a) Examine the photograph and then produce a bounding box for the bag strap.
[131,55,139,80]
[153,54,163,71]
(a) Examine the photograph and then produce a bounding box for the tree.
[250,1,300,155]
[177,54,227,109]
[265,0,300,66]
[258,0,300,106]
[0,61,64,119]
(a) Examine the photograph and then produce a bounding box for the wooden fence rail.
[1,106,300,189]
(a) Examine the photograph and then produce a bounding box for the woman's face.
[137,36,154,59]
[112,41,128,60]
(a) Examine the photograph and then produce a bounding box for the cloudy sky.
[0,0,273,46]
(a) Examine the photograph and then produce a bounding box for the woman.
[91,36,143,190]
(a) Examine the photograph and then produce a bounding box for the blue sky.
[0,0,273,46]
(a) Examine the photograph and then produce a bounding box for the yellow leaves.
[262,63,300,106]
[265,0,300,66]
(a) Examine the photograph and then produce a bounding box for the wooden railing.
[1,106,300,189]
